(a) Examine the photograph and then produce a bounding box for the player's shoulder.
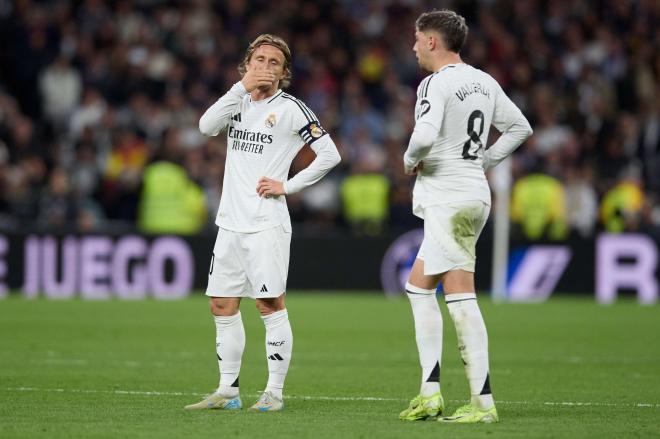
[417,64,470,98]
[417,71,441,99]
[277,91,317,122]
[460,64,501,88]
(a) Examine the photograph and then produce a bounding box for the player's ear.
[428,35,437,50]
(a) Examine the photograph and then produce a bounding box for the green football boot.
[399,392,444,421]
[439,404,499,424]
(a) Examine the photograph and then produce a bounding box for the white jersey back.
[412,63,524,214]
[218,90,326,232]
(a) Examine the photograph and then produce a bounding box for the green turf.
[1,293,659,438]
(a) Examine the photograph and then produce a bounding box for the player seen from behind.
[399,10,533,424]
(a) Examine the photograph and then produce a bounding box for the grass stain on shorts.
[450,206,482,258]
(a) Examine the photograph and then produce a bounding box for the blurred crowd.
[0,0,658,238]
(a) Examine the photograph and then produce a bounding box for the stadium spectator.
[511,173,568,241]
[137,146,206,235]
[636,100,660,193]
[101,129,148,221]
[600,172,645,233]
[0,0,657,236]
[39,56,82,131]
[37,167,77,229]
[564,164,598,238]
[341,173,390,235]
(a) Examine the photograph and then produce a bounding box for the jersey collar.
[438,63,464,72]
[250,89,283,105]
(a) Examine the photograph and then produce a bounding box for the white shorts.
[206,225,291,299]
[417,201,490,275]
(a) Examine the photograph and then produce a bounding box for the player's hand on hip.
[241,66,277,92]
[256,177,285,198]
[405,161,424,175]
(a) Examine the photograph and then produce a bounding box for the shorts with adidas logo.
[206,225,291,299]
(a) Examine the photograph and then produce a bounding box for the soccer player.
[398,10,532,424]
[185,34,341,412]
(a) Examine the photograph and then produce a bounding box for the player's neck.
[250,85,279,102]
[430,53,463,72]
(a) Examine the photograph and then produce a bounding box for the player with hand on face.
[399,10,532,424]
[185,34,341,413]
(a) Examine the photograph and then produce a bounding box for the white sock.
[262,309,293,399]
[406,282,442,397]
[214,312,245,397]
[445,293,494,410]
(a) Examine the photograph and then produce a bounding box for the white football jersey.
[410,63,527,215]
[199,82,338,233]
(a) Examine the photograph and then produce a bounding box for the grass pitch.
[1,293,659,438]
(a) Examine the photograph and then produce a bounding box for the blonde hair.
[237,34,293,88]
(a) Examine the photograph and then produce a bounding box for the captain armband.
[298,121,327,145]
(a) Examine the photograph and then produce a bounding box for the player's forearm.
[283,136,341,195]
[199,82,248,136]
[483,118,533,170]
[403,122,436,170]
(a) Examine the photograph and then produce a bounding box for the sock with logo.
[262,309,293,399]
[214,312,245,397]
[445,292,494,409]
[405,282,442,397]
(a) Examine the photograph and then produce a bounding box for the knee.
[209,298,239,316]
[441,269,475,294]
[255,296,285,316]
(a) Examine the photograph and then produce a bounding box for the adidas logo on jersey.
[232,113,241,122]
[260,284,268,293]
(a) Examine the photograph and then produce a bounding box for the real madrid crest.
[310,123,323,138]
[265,113,277,128]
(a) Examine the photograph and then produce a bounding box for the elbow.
[319,137,342,168]
[523,120,533,139]
[331,149,342,168]
[198,116,215,137]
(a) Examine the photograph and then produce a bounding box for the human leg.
[419,202,497,423]
[400,257,445,420]
[442,270,494,412]
[184,297,245,410]
[243,227,292,412]
[250,294,290,412]
[185,229,248,410]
